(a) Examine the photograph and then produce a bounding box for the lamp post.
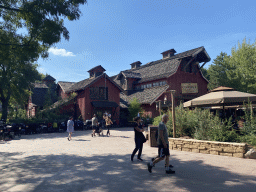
[156,100,161,116]
[166,90,176,138]
[164,95,167,104]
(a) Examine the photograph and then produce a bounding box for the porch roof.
[91,101,119,108]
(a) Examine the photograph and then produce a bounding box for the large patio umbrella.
[183,87,256,108]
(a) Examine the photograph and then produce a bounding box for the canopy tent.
[183,87,256,108]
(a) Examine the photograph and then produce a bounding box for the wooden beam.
[199,62,207,70]
[183,57,195,71]
[171,91,176,138]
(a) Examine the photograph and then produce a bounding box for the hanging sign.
[181,83,198,94]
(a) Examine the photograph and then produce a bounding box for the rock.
[245,148,256,159]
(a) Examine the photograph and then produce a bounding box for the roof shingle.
[66,73,123,93]
[120,85,169,108]
[58,81,76,93]
[113,46,209,85]
[43,75,56,81]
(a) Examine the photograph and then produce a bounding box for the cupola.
[161,49,176,59]
[130,61,142,69]
[87,65,106,79]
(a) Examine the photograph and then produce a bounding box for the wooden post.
[171,90,176,138]
[159,100,161,116]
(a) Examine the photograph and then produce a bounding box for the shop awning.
[91,101,119,108]
[183,87,256,108]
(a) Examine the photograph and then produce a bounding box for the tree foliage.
[128,98,143,121]
[0,0,87,120]
[207,38,256,93]
[207,52,230,90]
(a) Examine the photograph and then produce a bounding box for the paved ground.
[0,127,256,192]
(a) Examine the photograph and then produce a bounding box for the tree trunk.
[1,99,8,121]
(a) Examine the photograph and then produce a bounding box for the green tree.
[207,38,256,93]
[228,38,256,93]
[0,33,41,120]
[0,0,87,120]
[200,67,210,82]
[207,52,230,90]
[128,98,143,121]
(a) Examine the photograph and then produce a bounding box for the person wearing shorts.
[67,117,74,141]
[147,114,175,174]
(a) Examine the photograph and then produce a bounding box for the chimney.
[130,61,142,69]
[161,49,176,59]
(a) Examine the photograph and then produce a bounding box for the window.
[159,81,163,86]
[90,87,98,99]
[147,84,152,88]
[90,87,108,100]
[96,72,102,77]
[141,85,144,89]
[99,87,108,100]
[163,81,167,85]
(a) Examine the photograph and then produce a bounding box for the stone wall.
[169,138,248,158]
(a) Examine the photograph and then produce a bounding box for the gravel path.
[1,128,256,192]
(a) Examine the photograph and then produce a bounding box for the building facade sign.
[181,83,198,94]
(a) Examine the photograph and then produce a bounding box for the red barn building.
[112,46,211,118]
[27,46,211,124]
[27,75,57,117]
[55,66,122,124]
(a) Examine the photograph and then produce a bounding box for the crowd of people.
[67,112,114,139]
[66,113,175,174]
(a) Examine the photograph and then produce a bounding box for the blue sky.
[37,0,256,83]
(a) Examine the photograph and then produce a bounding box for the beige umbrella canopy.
[183,86,256,108]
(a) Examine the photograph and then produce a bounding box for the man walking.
[147,114,175,174]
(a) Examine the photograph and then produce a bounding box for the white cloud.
[48,47,75,57]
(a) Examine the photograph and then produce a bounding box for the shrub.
[152,106,240,142]
[152,115,161,126]
[128,98,143,121]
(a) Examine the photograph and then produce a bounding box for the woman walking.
[131,117,146,161]
[91,114,99,137]
[67,117,74,141]
[106,114,113,136]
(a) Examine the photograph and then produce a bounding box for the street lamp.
[164,95,167,104]
[155,100,161,116]
[165,90,176,138]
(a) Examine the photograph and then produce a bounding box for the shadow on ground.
[1,151,256,192]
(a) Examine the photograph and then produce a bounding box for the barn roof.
[43,75,56,81]
[66,73,123,93]
[31,87,48,107]
[33,82,48,88]
[87,65,106,72]
[113,46,210,84]
[120,85,169,108]
[57,81,76,93]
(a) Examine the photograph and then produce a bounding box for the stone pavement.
[0,128,256,192]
